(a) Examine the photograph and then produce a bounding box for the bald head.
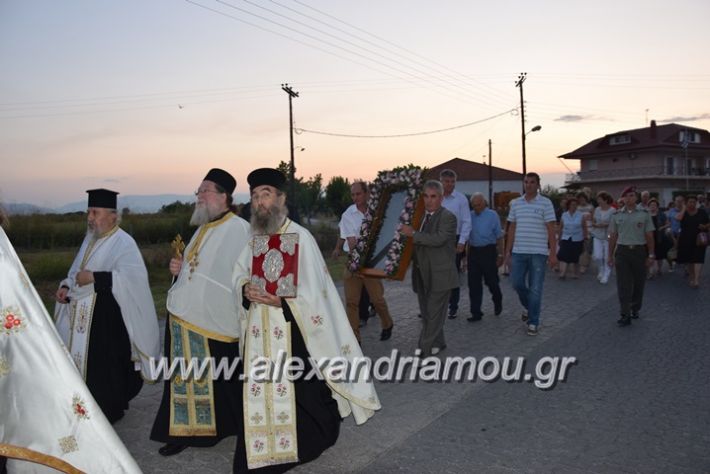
[471,192,487,214]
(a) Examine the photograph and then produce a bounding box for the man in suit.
[401,180,458,356]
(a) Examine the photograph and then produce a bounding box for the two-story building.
[561,121,710,205]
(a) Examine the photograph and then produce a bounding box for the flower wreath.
[348,165,423,277]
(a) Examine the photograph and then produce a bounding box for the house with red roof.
[426,157,523,203]
[561,120,710,205]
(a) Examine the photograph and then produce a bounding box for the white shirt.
[442,190,472,245]
[338,204,366,252]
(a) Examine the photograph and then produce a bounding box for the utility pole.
[281,83,299,206]
[488,139,493,206]
[515,72,527,187]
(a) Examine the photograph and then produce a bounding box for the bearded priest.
[150,168,251,457]
[54,188,160,423]
[233,168,380,472]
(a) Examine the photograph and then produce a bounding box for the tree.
[541,184,563,210]
[297,174,323,225]
[160,201,194,214]
[325,176,351,216]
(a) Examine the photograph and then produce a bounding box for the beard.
[250,203,288,235]
[86,226,99,241]
[190,201,222,226]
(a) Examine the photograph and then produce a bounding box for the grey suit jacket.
[411,207,459,294]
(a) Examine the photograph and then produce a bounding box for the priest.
[150,168,251,456]
[53,188,160,423]
[233,168,380,472]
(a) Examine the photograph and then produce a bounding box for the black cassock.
[87,271,143,423]
[149,322,243,447]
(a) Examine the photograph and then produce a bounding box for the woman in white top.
[557,197,587,279]
[590,191,616,284]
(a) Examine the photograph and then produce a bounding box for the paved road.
[115,263,710,473]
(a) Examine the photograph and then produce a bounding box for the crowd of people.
[553,188,709,289]
[1,166,709,472]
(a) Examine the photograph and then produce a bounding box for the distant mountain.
[6,193,251,215]
[4,202,54,215]
[54,194,197,214]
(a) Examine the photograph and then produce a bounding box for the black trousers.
[467,245,502,317]
[615,245,647,316]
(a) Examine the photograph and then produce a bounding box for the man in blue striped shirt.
[504,173,558,336]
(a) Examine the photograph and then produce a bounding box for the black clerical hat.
[247,168,286,192]
[203,168,236,195]
[86,189,118,209]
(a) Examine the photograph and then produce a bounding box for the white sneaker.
[527,324,538,336]
[431,347,440,355]
[600,275,609,284]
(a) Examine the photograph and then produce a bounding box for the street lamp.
[522,124,542,180]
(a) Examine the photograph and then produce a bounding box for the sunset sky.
[2,0,709,207]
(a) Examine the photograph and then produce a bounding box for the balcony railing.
[568,166,710,182]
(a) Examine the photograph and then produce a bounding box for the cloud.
[659,113,710,122]
[103,178,122,183]
[554,114,590,122]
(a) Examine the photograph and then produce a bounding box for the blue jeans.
[510,253,548,327]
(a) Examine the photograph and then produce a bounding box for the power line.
[213,0,501,107]
[290,0,513,104]
[264,0,511,108]
[295,108,516,138]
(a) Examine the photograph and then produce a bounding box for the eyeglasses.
[194,188,221,196]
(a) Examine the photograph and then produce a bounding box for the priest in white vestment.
[150,168,251,457]
[53,189,160,424]
[0,221,141,473]
[232,168,381,472]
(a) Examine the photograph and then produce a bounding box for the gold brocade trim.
[243,306,298,468]
[0,443,84,474]
[67,293,97,381]
[184,212,235,265]
[277,218,291,234]
[168,315,217,437]
[168,313,239,343]
[79,225,119,270]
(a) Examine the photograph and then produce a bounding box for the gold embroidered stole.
[168,314,219,436]
[66,226,119,378]
[184,212,234,279]
[243,305,298,469]
[66,292,96,380]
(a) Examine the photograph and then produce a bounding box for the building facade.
[561,121,710,205]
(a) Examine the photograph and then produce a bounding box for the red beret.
[621,186,636,197]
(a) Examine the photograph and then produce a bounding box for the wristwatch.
[648,254,655,258]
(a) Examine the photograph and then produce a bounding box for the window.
[588,159,598,171]
[609,134,631,145]
[665,156,675,175]
[679,130,701,144]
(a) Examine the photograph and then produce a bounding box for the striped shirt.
[507,193,556,255]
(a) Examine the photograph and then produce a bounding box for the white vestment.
[167,212,250,339]
[235,219,381,469]
[53,227,160,380]
[0,227,141,473]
